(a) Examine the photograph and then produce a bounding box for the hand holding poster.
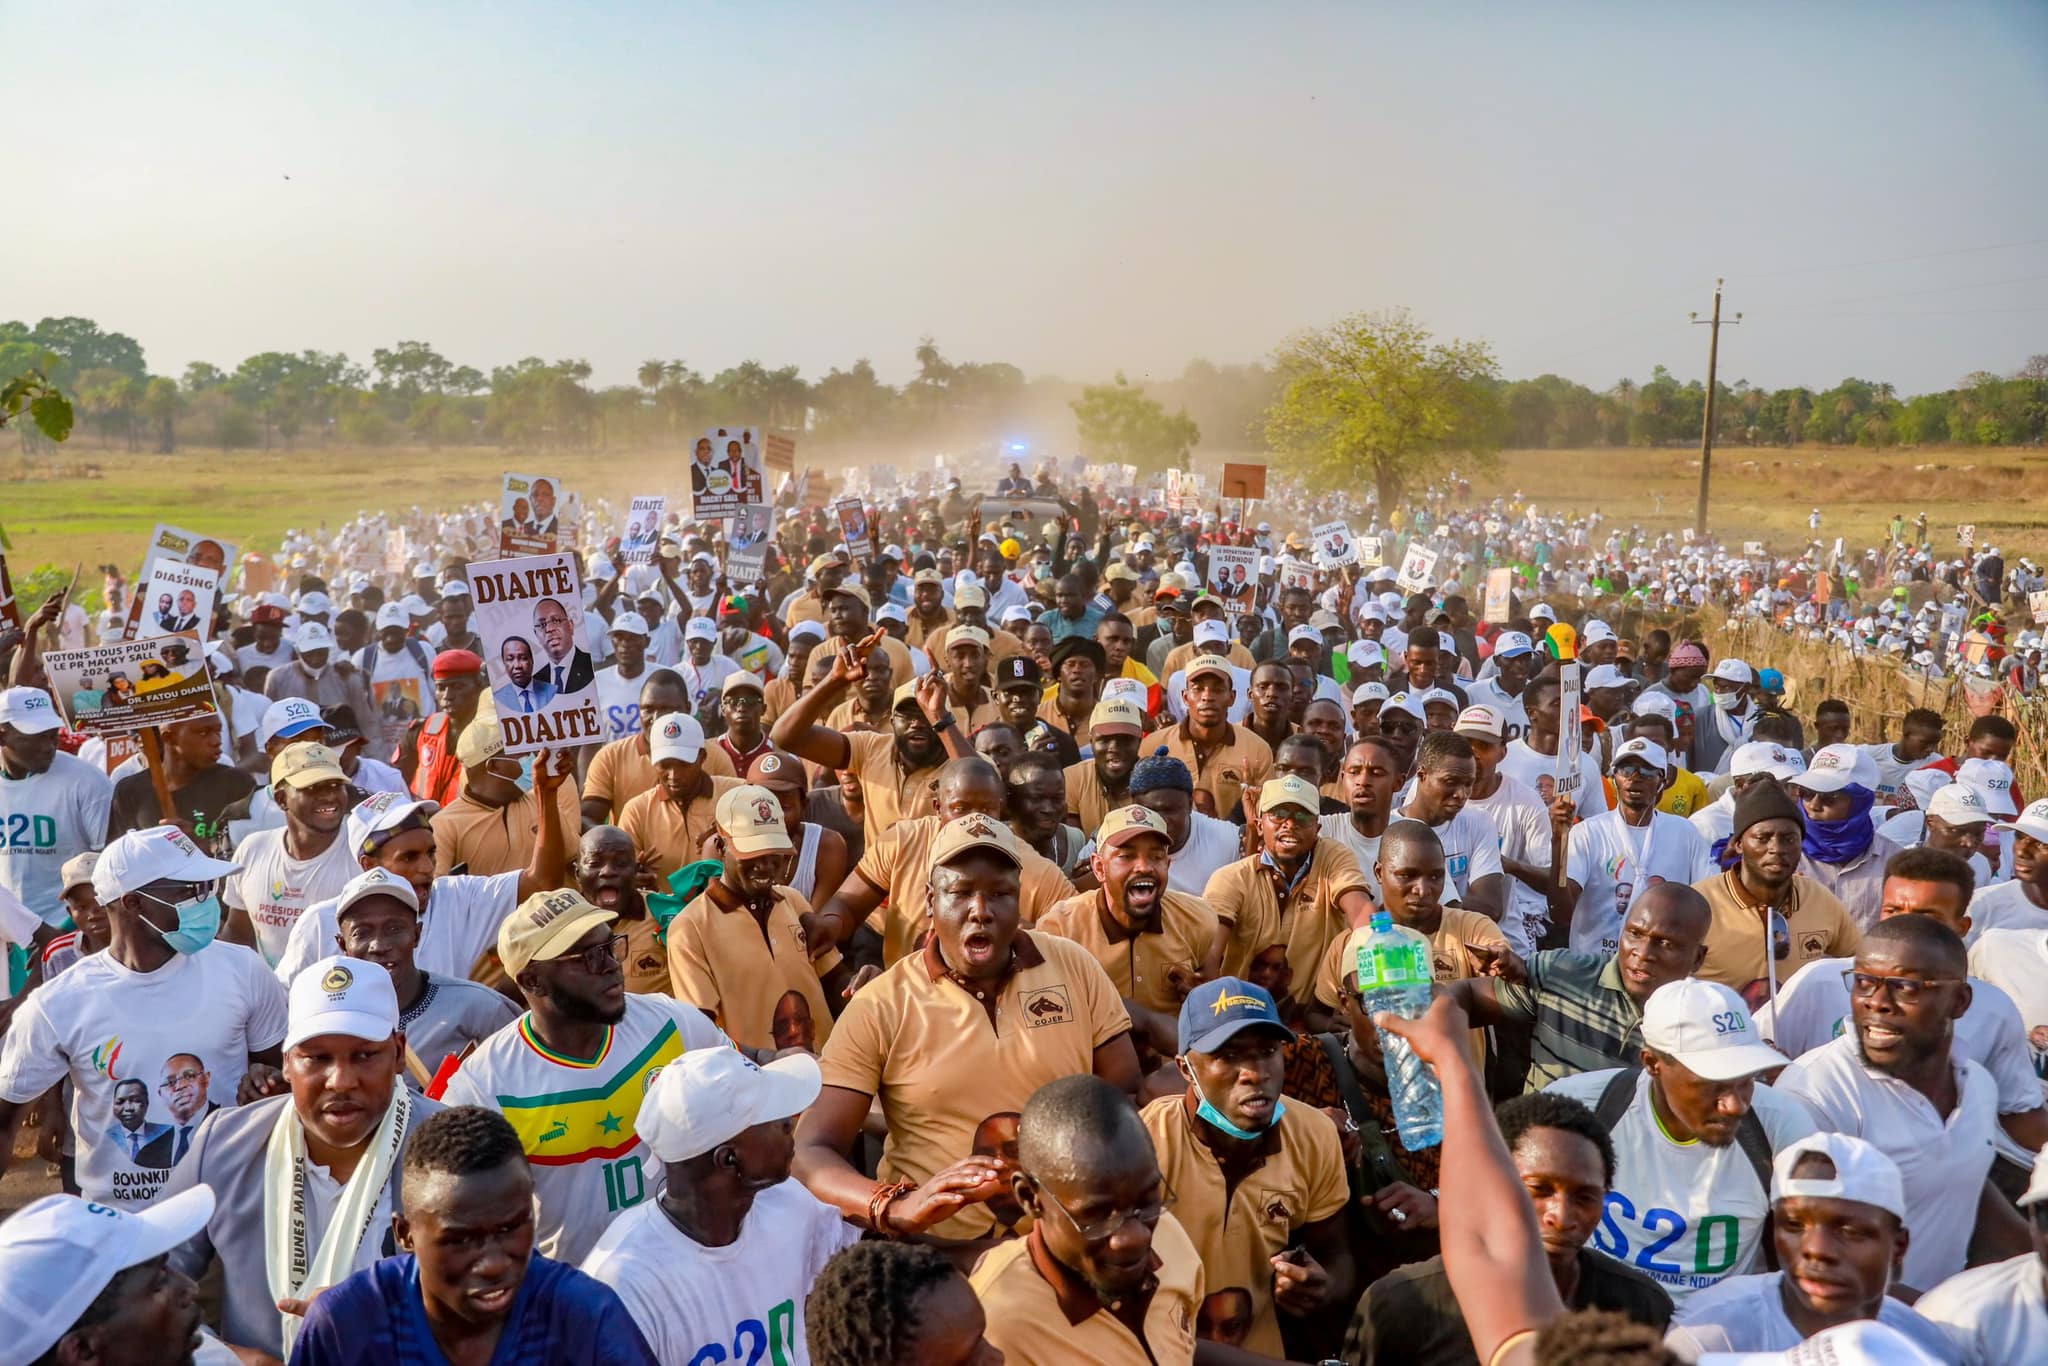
[834,497,874,563]
[1556,661,1583,801]
[1395,542,1440,594]
[620,495,667,564]
[1205,545,1260,613]
[122,524,237,642]
[46,631,218,734]
[499,473,567,556]
[135,560,220,642]
[1312,521,1356,568]
[692,426,766,518]
[468,553,603,755]
[1358,535,1385,568]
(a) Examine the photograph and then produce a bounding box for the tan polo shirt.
[930,622,1025,665]
[618,775,743,882]
[971,1217,1203,1366]
[1062,760,1128,838]
[1204,842,1372,989]
[842,730,942,836]
[813,633,919,690]
[853,814,1077,965]
[585,733,738,821]
[822,696,893,735]
[818,929,1132,1241]
[761,676,800,727]
[1310,907,1505,1069]
[904,607,953,652]
[1035,889,1218,1014]
[666,882,841,1053]
[1160,640,1256,679]
[617,907,670,997]
[1138,721,1273,821]
[1694,869,1864,1003]
[1139,1092,1347,1359]
[1037,692,1100,749]
[428,785,581,879]
[940,690,1003,735]
[785,591,828,628]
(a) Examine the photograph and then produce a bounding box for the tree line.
[3,315,2043,468]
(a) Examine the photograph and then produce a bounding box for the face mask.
[1711,690,1742,711]
[515,754,535,793]
[139,889,223,955]
[302,660,328,681]
[1182,1060,1284,1141]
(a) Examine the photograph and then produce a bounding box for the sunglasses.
[1849,971,1961,1005]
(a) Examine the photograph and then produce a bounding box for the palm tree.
[637,360,665,399]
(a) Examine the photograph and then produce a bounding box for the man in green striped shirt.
[1444,883,1712,1093]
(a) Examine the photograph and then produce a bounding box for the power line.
[1767,272,2048,311]
[1734,235,2048,281]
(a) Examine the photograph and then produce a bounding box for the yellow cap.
[498,889,617,978]
[455,717,505,769]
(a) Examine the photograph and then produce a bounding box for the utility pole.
[1691,280,1740,536]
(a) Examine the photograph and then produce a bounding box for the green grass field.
[4,441,2044,609]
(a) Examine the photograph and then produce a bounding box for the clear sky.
[9,1,2046,395]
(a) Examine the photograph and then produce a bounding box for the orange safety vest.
[412,713,464,807]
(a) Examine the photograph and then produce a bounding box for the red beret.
[432,649,484,678]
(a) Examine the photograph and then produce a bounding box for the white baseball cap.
[1794,743,1878,795]
[0,686,63,735]
[1698,1319,1946,1366]
[399,594,431,617]
[1731,740,1804,781]
[90,826,241,904]
[683,617,718,642]
[1926,783,1992,828]
[999,604,1033,625]
[1286,624,1322,648]
[258,696,329,748]
[345,790,440,857]
[1771,1131,1906,1221]
[1610,736,1669,772]
[1380,690,1427,723]
[637,1047,822,1164]
[1954,758,2018,816]
[607,612,650,638]
[1529,603,1557,622]
[334,866,421,920]
[0,1186,218,1363]
[1193,619,1230,646]
[374,603,409,631]
[1582,620,1617,644]
[1453,704,1504,739]
[296,591,333,616]
[1490,630,1534,659]
[649,712,706,764]
[294,622,336,653]
[1350,681,1390,705]
[1995,797,2048,845]
[876,602,909,625]
[1583,664,1636,691]
[1345,640,1384,670]
[1709,658,1754,685]
[1630,691,1677,721]
[285,955,400,1052]
[1641,979,1787,1081]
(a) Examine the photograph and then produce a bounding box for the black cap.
[1048,636,1106,674]
[1732,782,1804,842]
[997,656,1043,690]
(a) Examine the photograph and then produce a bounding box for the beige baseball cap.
[1185,657,1234,684]
[945,625,991,651]
[498,889,617,978]
[455,717,506,769]
[715,783,794,856]
[1097,804,1171,850]
[953,584,988,610]
[929,812,1022,870]
[1089,697,1146,739]
[1257,775,1322,816]
[58,851,99,898]
[272,740,350,789]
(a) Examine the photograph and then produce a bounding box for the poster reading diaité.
[467,553,603,755]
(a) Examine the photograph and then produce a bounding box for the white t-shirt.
[0,942,288,1207]
[1462,676,1531,743]
[1467,773,1554,956]
[0,752,114,927]
[677,655,743,715]
[440,994,731,1264]
[1168,812,1244,898]
[1775,1033,2000,1290]
[1394,802,1504,908]
[1861,742,1940,808]
[582,1178,860,1366]
[1316,814,1382,905]
[274,869,520,986]
[222,827,361,967]
[1964,879,2048,946]
[593,665,650,744]
[1565,810,1714,955]
[1546,1068,1817,1305]
[238,639,297,675]
[1915,1252,2048,1365]
[1501,738,1610,816]
[367,644,436,726]
[58,602,89,651]
[1690,792,1736,851]
[1967,927,2048,1141]
[1665,1270,1956,1359]
[1875,810,1998,887]
[349,756,408,795]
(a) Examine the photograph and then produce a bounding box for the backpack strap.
[1734,1109,1774,1211]
[1593,1065,1643,1132]
[356,644,379,676]
[1315,1032,1410,1191]
[407,638,432,674]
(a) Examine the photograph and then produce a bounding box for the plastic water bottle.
[1356,910,1443,1149]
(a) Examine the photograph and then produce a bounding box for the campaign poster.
[1165,468,1184,513]
[1556,662,1583,801]
[499,473,567,557]
[691,426,766,519]
[467,552,603,755]
[834,497,874,562]
[1395,542,1440,594]
[1312,521,1356,569]
[46,631,218,734]
[1483,567,1514,624]
[1742,540,1765,558]
[728,544,771,586]
[135,560,220,642]
[1277,561,1316,592]
[0,549,18,631]
[621,495,667,564]
[1205,545,1260,614]
[2030,590,2048,623]
[122,525,237,642]
[762,431,797,474]
[1956,524,1975,548]
[728,503,772,552]
[1359,536,1385,568]
[383,527,408,577]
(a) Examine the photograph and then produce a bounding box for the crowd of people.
[0,458,2044,1366]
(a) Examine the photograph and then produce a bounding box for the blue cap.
[1757,667,1785,696]
[1177,976,1296,1055]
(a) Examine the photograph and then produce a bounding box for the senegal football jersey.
[442,993,731,1263]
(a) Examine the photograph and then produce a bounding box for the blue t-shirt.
[289,1253,656,1366]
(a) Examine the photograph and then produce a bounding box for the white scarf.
[263,1085,412,1357]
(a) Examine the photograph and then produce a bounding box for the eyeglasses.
[1850,971,1961,1004]
[1029,1174,1177,1242]
[158,1068,204,1092]
[563,934,628,974]
[1262,808,1318,828]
